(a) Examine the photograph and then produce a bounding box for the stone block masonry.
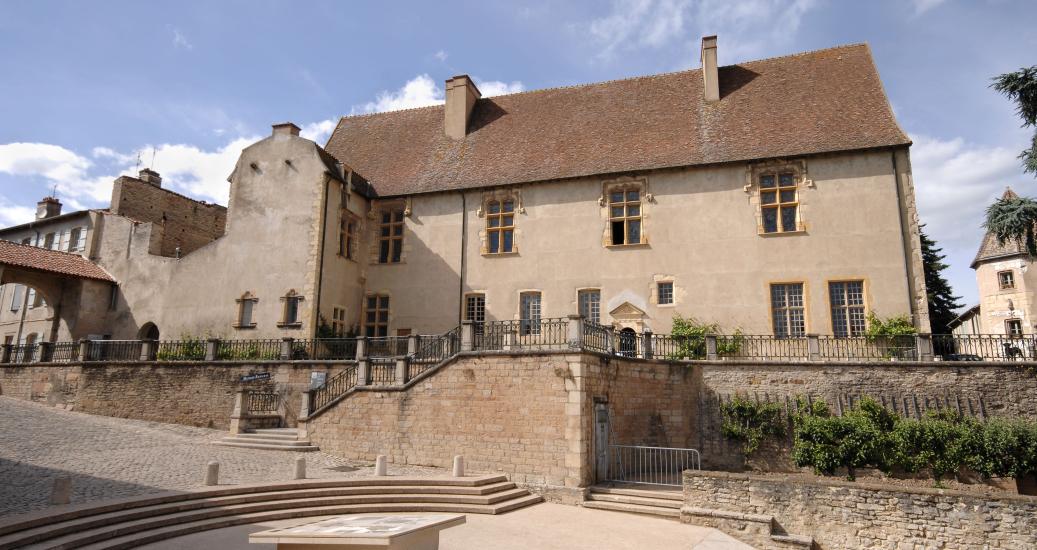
[682,469,1037,549]
[110,175,227,257]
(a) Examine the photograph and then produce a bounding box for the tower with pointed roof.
[970,188,1033,335]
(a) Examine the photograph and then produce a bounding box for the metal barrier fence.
[369,360,397,385]
[603,445,701,486]
[247,391,280,413]
[474,318,570,351]
[412,329,460,377]
[367,337,408,358]
[719,335,809,361]
[582,321,614,354]
[156,340,206,361]
[88,340,142,361]
[933,334,1037,361]
[10,344,37,363]
[817,335,917,361]
[50,341,80,362]
[310,365,357,411]
[218,339,281,360]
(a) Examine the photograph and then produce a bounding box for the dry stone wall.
[682,470,1037,549]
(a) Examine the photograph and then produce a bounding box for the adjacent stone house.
[0,36,930,342]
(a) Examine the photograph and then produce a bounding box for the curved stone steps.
[0,475,540,550]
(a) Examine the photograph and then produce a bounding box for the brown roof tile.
[972,188,1027,267]
[0,240,115,282]
[325,43,910,197]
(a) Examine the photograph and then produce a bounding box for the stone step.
[211,441,320,452]
[218,436,313,446]
[0,476,521,549]
[581,500,681,518]
[250,428,299,435]
[234,432,302,442]
[25,494,544,550]
[588,485,684,501]
[585,492,682,509]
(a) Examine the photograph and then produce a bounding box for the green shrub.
[865,313,917,337]
[156,335,206,361]
[791,397,894,480]
[888,411,980,482]
[720,396,786,464]
[668,315,742,359]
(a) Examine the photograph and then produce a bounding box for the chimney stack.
[137,168,162,187]
[36,197,62,220]
[700,35,719,102]
[444,75,481,139]
[272,122,301,138]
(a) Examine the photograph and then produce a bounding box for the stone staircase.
[581,485,683,519]
[215,428,320,452]
[0,474,541,550]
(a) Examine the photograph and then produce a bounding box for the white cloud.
[434,50,448,62]
[351,75,525,115]
[911,133,1029,305]
[171,27,193,50]
[583,0,818,64]
[300,119,338,144]
[911,0,947,15]
[0,201,35,227]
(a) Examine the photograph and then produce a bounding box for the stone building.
[0,37,930,342]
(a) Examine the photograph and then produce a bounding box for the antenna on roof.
[135,151,142,172]
[150,147,157,170]
[50,184,57,199]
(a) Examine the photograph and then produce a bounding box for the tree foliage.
[919,227,964,333]
[984,194,1037,257]
[992,66,1037,175]
[720,396,786,464]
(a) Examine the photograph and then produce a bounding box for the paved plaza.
[0,397,442,517]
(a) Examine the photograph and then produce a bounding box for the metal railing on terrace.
[473,318,571,351]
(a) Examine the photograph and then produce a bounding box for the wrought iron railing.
[475,318,570,351]
[369,360,396,385]
[306,338,359,361]
[817,335,918,361]
[932,334,1037,361]
[10,344,37,363]
[367,337,408,358]
[50,341,80,363]
[88,340,142,361]
[218,339,281,360]
[247,391,280,414]
[603,445,701,486]
[310,365,358,411]
[719,335,809,361]
[582,321,614,354]
[156,340,207,361]
[412,329,460,377]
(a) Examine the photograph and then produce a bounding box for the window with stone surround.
[331,306,347,336]
[829,281,866,337]
[278,290,303,328]
[760,172,799,234]
[578,289,600,324]
[771,283,806,337]
[998,270,1015,290]
[485,199,515,254]
[377,209,404,264]
[657,282,674,305]
[520,291,542,335]
[364,295,390,337]
[235,292,258,329]
[465,294,486,335]
[339,213,358,260]
[609,187,642,245]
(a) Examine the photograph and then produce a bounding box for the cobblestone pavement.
[0,397,445,517]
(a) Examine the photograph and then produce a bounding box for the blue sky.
[1,0,1035,308]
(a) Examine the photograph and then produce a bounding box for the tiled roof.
[325,43,910,197]
[972,188,1026,267]
[0,240,115,282]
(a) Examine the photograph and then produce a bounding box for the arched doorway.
[138,323,160,341]
[618,327,638,357]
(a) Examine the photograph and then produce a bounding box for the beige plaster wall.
[374,148,922,336]
[975,257,1035,335]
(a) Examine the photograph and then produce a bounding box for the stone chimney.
[272,122,301,137]
[36,197,61,220]
[137,168,162,187]
[700,35,719,102]
[444,75,482,139]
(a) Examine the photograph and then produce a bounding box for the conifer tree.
[920,227,963,333]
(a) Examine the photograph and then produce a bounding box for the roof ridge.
[735,42,868,68]
[3,239,92,258]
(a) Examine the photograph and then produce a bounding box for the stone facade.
[682,470,1037,549]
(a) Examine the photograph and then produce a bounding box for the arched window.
[235,292,258,329]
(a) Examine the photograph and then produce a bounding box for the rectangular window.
[29,288,43,308]
[20,237,30,245]
[239,299,255,328]
[658,282,674,305]
[43,232,56,249]
[609,188,642,245]
[75,227,87,251]
[108,285,118,311]
[520,292,542,335]
[771,283,806,337]
[578,289,600,324]
[332,307,347,336]
[1006,319,1023,337]
[760,173,798,234]
[283,295,302,326]
[829,281,866,337]
[377,209,404,263]
[486,199,515,254]
[364,295,390,337]
[68,228,81,252]
[339,214,357,260]
[10,285,23,312]
[998,270,1015,290]
[58,229,70,252]
[465,294,486,335]
[27,288,36,309]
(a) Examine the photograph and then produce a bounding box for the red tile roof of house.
[325,43,910,197]
[0,240,115,282]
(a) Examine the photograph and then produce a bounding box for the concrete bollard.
[204,461,220,486]
[452,455,465,477]
[375,455,387,476]
[50,477,72,505]
[294,457,306,480]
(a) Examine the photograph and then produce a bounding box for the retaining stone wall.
[682,470,1037,549]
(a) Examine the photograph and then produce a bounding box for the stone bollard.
[294,457,306,480]
[204,461,220,486]
[452,455,465,477]
[375,455,388,476]
[50,477,72,505]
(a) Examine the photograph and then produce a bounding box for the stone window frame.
[362,293,391,337]
[998,269,1016,290]
[746,159,812,236]
[827,279,867,337]
[518,290,543,335]
[277,289,304,329]
[656,281,675,307]
[367,199,410,265]
[577,288,601,324]
[769,281,808,337]
[1006,318,1024,337]
[600,176,651,248]
[338,210,360,261]
[476,189,523,256]
[331,306,348,337]
[234,291,258,329]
